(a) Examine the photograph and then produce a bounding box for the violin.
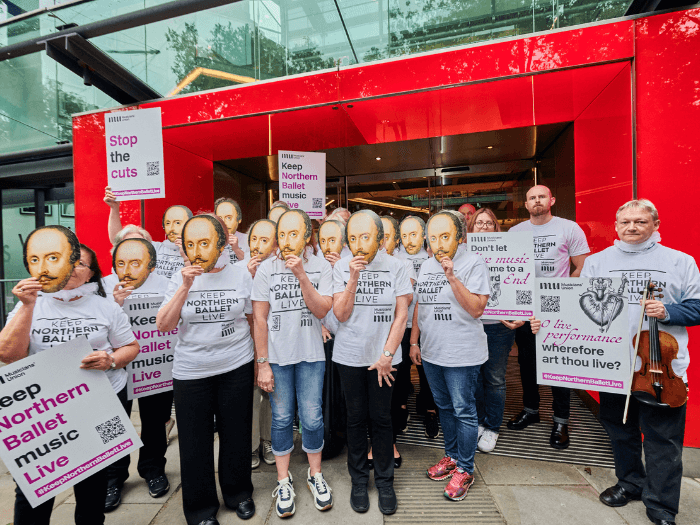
[629,281,688,409]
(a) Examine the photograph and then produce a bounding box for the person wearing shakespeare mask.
[0,226,139,525]
[409,211,490,502]
[252,210,334,518]
[157,214,256,525]
[215,197,250,265]
[332,210,412,516]
[101,239,173,510]
[579,199,700,525]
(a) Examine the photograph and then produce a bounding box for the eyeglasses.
[77,261,90,268]
[475,220,495,228]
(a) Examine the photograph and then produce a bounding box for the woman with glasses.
[468,208,523,453]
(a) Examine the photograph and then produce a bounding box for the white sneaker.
[477,425,485,442]
[478,429,499,453]
[272,472,295,518]
[307,467,333,511]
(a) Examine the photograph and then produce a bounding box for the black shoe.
[425,411,439,439]
[549,423,570,449]
[646,508,675,525]
[197,518,219,525]
[506,410,540,430]
[377,486,397,515]
[397,407,410,434]
[147,475,170,498]
[104,486,121,512]
[236,498,255,520]
[394,454,402,469]
[350,485,370,513]
[599,484,642,507]
[368,457,374,470]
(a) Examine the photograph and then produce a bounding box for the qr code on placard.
[312,198,322,209]
[146,161,159,176]
[516,290,532,305]
[541,295,560,313]
[96,416,126,444]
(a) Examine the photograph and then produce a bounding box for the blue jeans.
[422,361,480,474]
[269,361,325,455]
[475,323,515,432]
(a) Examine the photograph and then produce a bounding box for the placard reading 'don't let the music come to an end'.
[0,338,141,507]
[105,107,165,201]
[278,151,326,219]
[535,277,631,394]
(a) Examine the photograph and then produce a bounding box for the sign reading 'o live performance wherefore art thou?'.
[124,297,177,400]
[105,107,165,201]
[535,277,631,394]
[468,232,535,320]
[278,151,326,219]
[0,338,141,508]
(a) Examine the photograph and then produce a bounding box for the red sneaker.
[426,456,457,481]
[444,469,475,501]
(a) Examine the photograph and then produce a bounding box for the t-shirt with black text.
[416,250,491,367]
[395,248,429,328]
[7,293,136,392]
[332,252,413,367]
[152,240,186,279]
[159,263,254,380]
[251,254,333,365]
[510,216,589,277]
[226,231,250,265]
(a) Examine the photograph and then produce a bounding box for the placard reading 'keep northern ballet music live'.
[0,338,141,508]
[278,151,326,219]
[105,107,165,201]
[535,277,631,394]
[468,232,536,320]
[124,297,177,400]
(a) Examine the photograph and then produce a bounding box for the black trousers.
[173,362,254,525]
[337,363,394,489]
[515,323,570,422]
[106,390,173,487]
[599,391,686,521]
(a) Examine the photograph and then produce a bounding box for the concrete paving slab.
[489,485,628,525]
[51,502,162,525]
[475,454,588,486]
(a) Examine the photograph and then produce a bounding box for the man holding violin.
[581,199,700,525]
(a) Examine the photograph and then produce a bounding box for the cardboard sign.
[278,151,326,219]
[105,108,165,201]
[468,232,535,319]
[535,277,630,394]
[0,338,142,507]
[124,297,176,400]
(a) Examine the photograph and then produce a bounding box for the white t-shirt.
[152,240,186,279]
[581,242,700,382]
[510,216,589,277]
[395,248,429,328]
[226,231,250,265]
[416,251,491,367]
[102,272,170,300]
[160,264,254,380]
[332,252,413,367]
[7,293,136,392]
[251,254,333,365]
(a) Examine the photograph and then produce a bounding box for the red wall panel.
[635,8,700,447]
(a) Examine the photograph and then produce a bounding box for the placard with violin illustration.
[535,277,631,394]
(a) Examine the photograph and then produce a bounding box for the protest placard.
[0,338,141,507]
[535,277,630,394]
[278,151,326,219]
[105,107,165,201]
[468,232,535,319]
[124,297,177,400]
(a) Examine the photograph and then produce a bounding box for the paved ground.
[0,403,699,525]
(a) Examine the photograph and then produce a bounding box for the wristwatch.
[383,350,394,358]
[256,357,269,364]
[110,356,116,370]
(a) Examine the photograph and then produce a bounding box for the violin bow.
[622,278,651,424]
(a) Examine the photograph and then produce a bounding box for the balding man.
[507,185,590,449]
[458,203,476,224]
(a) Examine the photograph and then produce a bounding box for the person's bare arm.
[0,278,42,363]
[285,255,332,319]
[253,301,274,392]
[570,254,589,277]
[156,266,203,332]
[368,294,411,386]
[104,186,123,245]
[80,340,140,371]
[333,256,366,322]
[409,302,421,364]
[442,258,488,318]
